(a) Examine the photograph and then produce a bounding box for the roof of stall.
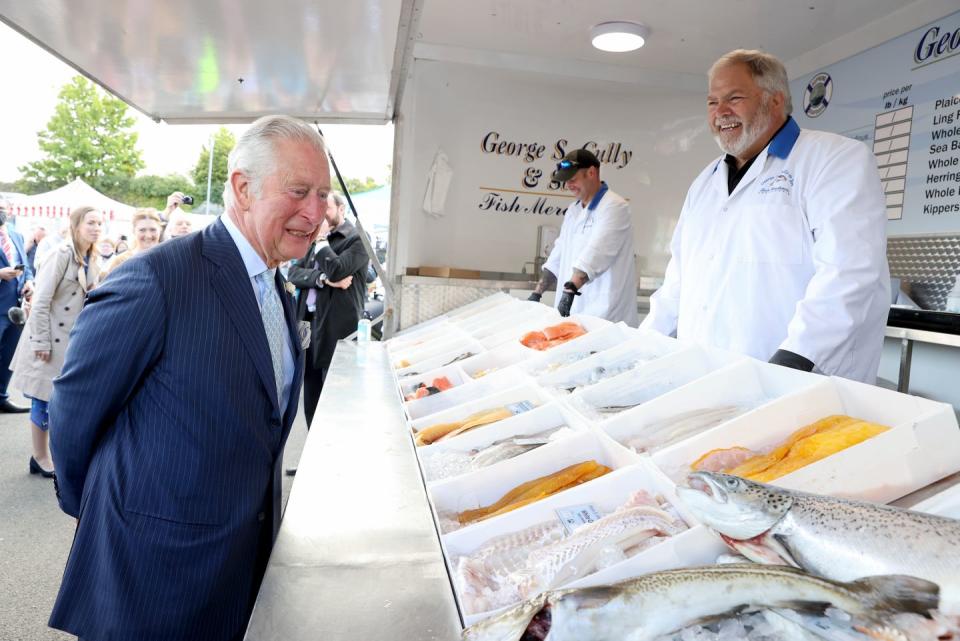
[0,0,952,123]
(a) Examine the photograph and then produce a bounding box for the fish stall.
[249,292,960,640]
[5,1,960,639]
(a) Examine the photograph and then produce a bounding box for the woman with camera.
[9,206,103,478]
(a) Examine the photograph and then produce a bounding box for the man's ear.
[771,91,787,117]
[230,171,252,211]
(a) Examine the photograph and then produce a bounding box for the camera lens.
[181,195,194,205]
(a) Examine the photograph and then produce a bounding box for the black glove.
[527,292,542,303]
[557,281,580,317]
[769,349,814,372]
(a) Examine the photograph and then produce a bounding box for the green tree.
[191,127,236,205]
[19,76,144,193]
[105,174,196,210]
[336,176,381,195]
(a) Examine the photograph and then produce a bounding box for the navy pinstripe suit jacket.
[48,219,304,641]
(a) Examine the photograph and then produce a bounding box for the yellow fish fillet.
[457,460,612,525]
[414,406,514,447]
[724,415,889,482]
[748,420,889,482]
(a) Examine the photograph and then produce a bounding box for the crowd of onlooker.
[0,191,195,477]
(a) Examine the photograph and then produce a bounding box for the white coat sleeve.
[572,200,631,281]
[779,140,888,367]
[640,213,683,337]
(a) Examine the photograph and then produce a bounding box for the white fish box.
[651,376,960,504]
[442,459,726,625]
[390,330,480,367]
[458,342,537,380]
[476,307,563,349]
[409,382,554,442]
[565,346,737,423]
[398,363,470,399]
[394,339,487,378]
[479,313,609,351]
[387,323,471,358]
[417,401,591,484]
[428,430,640,535]
[519,322,635,377]
[912,481,960,519]
[535,331,682,395]
[601,358,822,454]
[404,367,532,422]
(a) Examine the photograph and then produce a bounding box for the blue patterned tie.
[256,270,286,404]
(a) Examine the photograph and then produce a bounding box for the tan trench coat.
[10,243,100,401]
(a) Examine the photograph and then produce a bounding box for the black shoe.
[0,399,29,413]
[29,456,55,478]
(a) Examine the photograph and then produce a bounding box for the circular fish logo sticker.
[803,72,832,118]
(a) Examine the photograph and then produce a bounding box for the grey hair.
[329,191,346,208]
[709,49,793,116]
[223,115,328,211]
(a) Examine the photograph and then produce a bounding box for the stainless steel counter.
[244,341,461,641]
[883,326,960,394]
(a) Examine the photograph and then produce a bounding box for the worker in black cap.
[528,148,638,325]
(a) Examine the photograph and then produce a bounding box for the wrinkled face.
[135,218,161,249]
[565,166,600,202]
[676,472,791,540]
[170,217,192,237]
[79,210,104,245]
[232,138,331,267]
[708,63,783,160]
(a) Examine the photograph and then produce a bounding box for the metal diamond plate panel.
[887,234,960,311]
[397,282,508,330]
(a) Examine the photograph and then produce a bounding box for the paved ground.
[0,391,310,640]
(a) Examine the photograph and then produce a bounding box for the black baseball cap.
[552,149,600,182]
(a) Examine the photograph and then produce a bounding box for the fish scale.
[677,472,960,615]
[462,564,940,641]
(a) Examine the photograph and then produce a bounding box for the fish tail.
[850,574,940,618]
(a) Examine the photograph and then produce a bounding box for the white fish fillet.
[453,492,684,614]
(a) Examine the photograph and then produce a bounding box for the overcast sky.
[0,22,394,185]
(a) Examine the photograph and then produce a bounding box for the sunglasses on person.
[557,159,581,171]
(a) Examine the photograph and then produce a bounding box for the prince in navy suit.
[48,116,331,641]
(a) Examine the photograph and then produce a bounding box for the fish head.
[677,472,793,540]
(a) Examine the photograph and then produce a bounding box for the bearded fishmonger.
[642,49,890,383]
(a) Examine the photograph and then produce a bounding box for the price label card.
[556,504,602,535]
[506,400,537,415]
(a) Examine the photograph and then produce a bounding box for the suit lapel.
[277,271,304,427]
[203,220,281,413]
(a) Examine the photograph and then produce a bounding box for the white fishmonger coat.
[642,118,890,383]
[544,184,639,326]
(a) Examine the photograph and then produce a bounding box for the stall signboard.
[789,9,960,233]
[394,60,717,277]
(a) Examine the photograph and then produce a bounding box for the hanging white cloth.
[422,149,453,218]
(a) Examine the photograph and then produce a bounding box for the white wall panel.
[392,59,719,279]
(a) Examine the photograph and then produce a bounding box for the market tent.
[7,178,136,222]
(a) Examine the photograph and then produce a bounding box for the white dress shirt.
[642,118,890,383]
[543,183,639,325]
[222,214,295,414]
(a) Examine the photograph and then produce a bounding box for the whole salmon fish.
[677,471,960,614]
[461,563,938,641]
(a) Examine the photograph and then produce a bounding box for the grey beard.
[713,97,775,157]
